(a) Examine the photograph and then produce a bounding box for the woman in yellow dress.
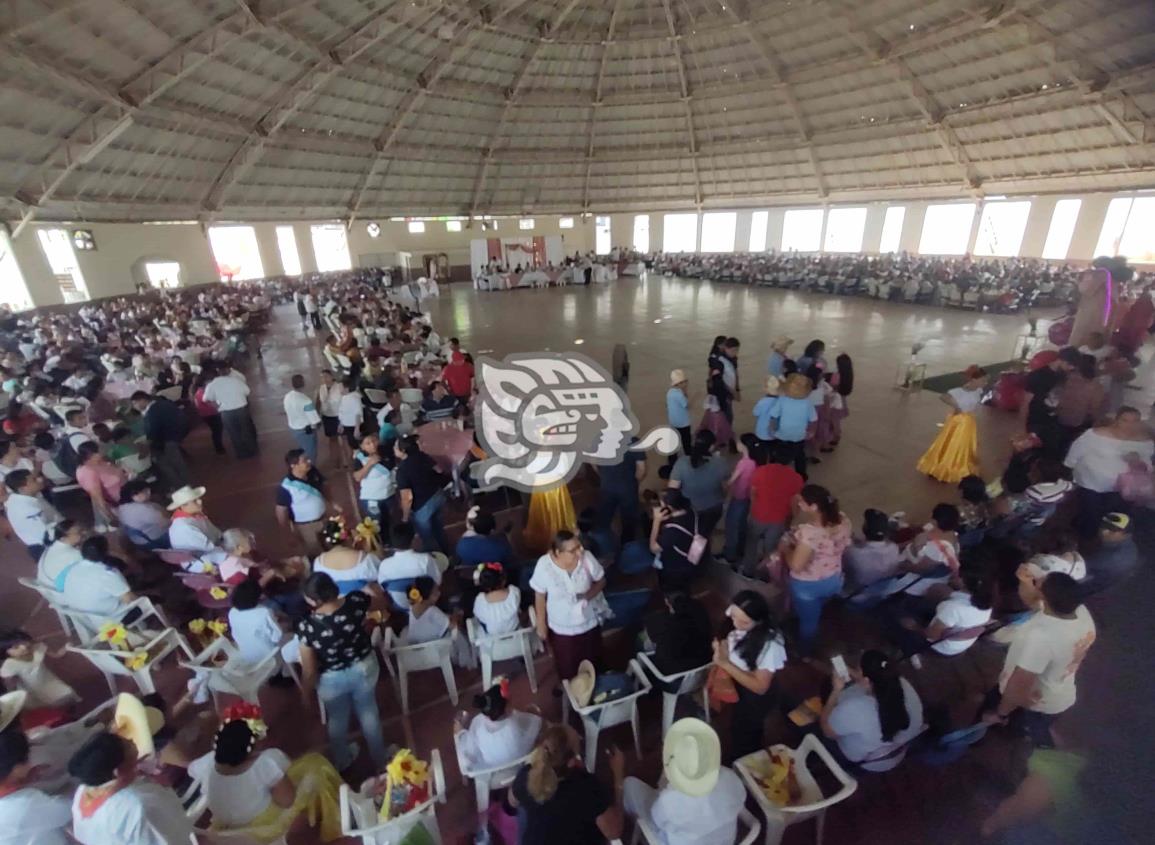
[917,366,988,484]
[523,483,577,554]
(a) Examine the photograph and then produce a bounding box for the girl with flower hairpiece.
[454,678,542,773]
[187,704,343,842]
[311,517,380,597]
[400,577,452,645]
[472,562,521,635]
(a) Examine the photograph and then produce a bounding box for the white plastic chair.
[635,652,711,738]
[562,659,652,772]
[430,551,449,575]
[156,385,184,402]
[734,734,858,845]
[116,452,154,479]
[399,387,423,406]
[466,607,542,693]
[631,806,761,845]
[452,728,533,817]
[339,749,445,845]
[379,627,458,714]
[68,627,196,696]
[17,577,80,643]
[178,637,297,707]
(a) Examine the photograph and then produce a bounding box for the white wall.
[5,189,1150,307]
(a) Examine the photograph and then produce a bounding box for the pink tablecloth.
[102,378,156,401]
[416,423,474,475]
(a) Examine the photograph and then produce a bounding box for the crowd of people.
[0,252,1147,845]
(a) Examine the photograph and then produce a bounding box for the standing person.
[74,443,127,533]
[743,442,805,576]
[712,590,786,760]
[665,369,692,470]
[394,435,450,554]
[351,432,396,530]
[203,363,257,459]
[985,573,1096,748]
[531,531,606,681]
[68,733,194,845]
[1080,512,1139,598]
[649,489,702,592]
[1064,407,1153,537]
[129,391,189,491]
[294,289,308,330]
[594,435,645,545]
[315,369,345,469]
[721,433,757,565]
[668,430,729,559]
[708,338,741,430]
[1022,349,1078,452]
[303,290,321,330]
[767,336,793,378]
[4,470,61,561]
[192,366,226,456]
[780,485,852,654]
[274,449,333,557]
[283,374,321,466]
[611,344,629,393]
[296,573,391,771]
[440,351,474,407]
[336,377,363,459]
[796,339,827,374]
[752,376,781,443]
[769,373,818,478]
[828,353,854,447]
[1054,354,1105,451]
[621,719,746,845]
[917,365,988,484]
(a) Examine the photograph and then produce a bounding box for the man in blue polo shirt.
[769,373,817,478]
[665,369,692,470]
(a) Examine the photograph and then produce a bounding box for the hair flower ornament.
[221,701,268,739]
[407,585,422,603]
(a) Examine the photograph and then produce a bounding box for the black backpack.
[55,434,83,479]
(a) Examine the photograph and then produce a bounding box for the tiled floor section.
[3,276,1150,845]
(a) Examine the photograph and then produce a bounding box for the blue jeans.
[291,428,318,465]
[790,573,843,653]
[317,654,388,769]
[722,497,750,561]
[412,490,449,553]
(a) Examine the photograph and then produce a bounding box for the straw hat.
[569,660,597,708]
[669,368,687,386]
[770,335,794,353]
[764,375,781,396]
[663,718,721,797]
[0,691,26,733]
[111,693,165,757]
[782,372,812,400]
[167,485,207,511]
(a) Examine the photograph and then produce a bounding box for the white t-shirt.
[312,551,380,592]
[827,679,924,772]
[202,374,250,411]
[405,605,451,644]
[71,780,194,845]
[1064,429,1154,493]
[0,643,77,707]
[7,493,61,548]
[457,711,542,773]
[529,552,606,636]
[947,386,983,413]
[649,766,747,845]
[999,606,1096,714]
[188,748,290,828]
[0,788,71,845]
[37,540,82,589]
[377,549,441,609]
[473,586,522,635]
[316,383,344,418]
[0,457,34,480]
[930,592,993,656]
[228,605,286,665]
[62,560,131,616]
[283,390,321,430]
[726,629,787,674]
[338,392,363,428]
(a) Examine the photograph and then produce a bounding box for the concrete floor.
[4,276,1149,845]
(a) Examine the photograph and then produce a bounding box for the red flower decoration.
[499,677,510,699]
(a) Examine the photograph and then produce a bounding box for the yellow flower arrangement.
[207,620,229,638]
[188,619,207,636]
[354,517,381,553]
[201,563,217,577]
[385,748,428,787]
[209,586,228,600]
[124,651,149,670]
[98,622,129,648]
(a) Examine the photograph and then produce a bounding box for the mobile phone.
[831,654,850,682]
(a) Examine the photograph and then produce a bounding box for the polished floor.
[4,276,1150,845]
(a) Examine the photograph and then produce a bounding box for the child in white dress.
[0,630,78,709]
[454,681,541,772]
[471,563,521,635]
[403,577,452,645]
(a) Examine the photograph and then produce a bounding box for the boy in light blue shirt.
[753,376,781,441]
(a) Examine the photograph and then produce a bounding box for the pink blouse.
[792,515,852,581]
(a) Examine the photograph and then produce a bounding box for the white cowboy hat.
[764,375,781,396]
[663,718,721,797]
[0,691,26,733]
[167,485,207,511]
[569,660,597,708]
[669,368,687,386]
[771,336,794,352]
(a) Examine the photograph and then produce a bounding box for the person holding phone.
[649,488,701,591]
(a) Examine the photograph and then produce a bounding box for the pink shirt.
[76,462,126,505]
[792,515,852,581]
[729,456,756,500]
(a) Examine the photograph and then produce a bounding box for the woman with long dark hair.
[712,590,787,759]
[780,484,851,654]
[820,650,924,772]
[668,430,730,563]
[828,353,854,447]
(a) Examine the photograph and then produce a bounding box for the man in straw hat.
[767,336,794,377]
[621,718,745,844]
[166,484,228,570]
[665,369,692,469]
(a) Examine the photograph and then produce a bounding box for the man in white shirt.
[987,573,1095,747]
[61,408,94,451]
[622,719,746,845]
[4,470,61,560]
[69,733,194,845]
[203,364,257,458]
[283,373,321,464]
[376,522,440,609]
[0,726,72,845]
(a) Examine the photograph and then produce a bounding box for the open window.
[879,206,906,254]
[595,216,612,255]
[144,261,181,289]
[663,213,698,252]
[208,226,265,281]
[700,212,737,253]
[36,228,90,301]
[1041,200,1081,260]
[632,215,650,253]
[1095,196,1155,264]
[973,201,1031,257]
[823,207,867,253]
[781,209,823,252]
[310,224,352,272]
[918,203,976,255]
[749,211,769,252]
